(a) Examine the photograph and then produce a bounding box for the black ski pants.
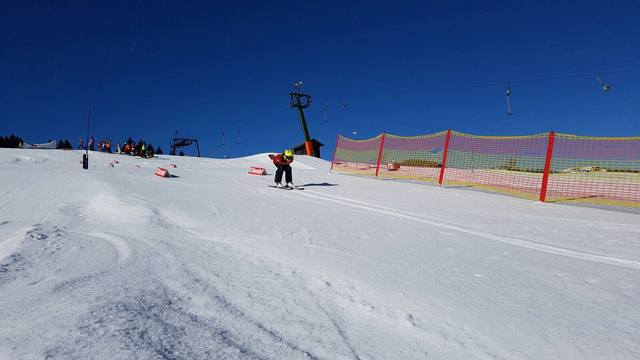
[275,163,292,183]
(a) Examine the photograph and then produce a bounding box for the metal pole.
[297,106,315,157]
[297,105,311,142]
[506,81,512,116]
[83,104,90,169]
[290,82,315,157]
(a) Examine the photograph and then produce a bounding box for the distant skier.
[269,149,295,189]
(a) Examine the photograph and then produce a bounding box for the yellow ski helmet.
[283,149,294,159]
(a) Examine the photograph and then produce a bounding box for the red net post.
[375,134,387,177]
[539,131,556,202]
[438,129,452,185]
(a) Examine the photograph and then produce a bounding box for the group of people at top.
[77,137,155,158]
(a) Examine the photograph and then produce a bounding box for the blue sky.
[1,1,638,158]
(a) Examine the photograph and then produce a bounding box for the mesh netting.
[443,132,549,199]
[377,132,448,182]
[331,131,640,206]
[546,135,640,205]
[332,134,384,176]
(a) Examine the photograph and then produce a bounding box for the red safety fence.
[331,131,640,207]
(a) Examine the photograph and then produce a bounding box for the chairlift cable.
[506,81,512,113]
[323,100,329,123]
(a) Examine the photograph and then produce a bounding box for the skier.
[269,149,295,188]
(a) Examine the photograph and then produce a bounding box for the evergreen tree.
[56,139,73,149]
[0,134,24,148]
[155,147,164,155]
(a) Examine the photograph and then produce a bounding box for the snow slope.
[1,148,639,359]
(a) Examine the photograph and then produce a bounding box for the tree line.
[0,134,24,148]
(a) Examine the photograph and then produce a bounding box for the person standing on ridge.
[269,149,295,188]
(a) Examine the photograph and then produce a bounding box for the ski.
[267,185,304,190]
[268,185,292,190]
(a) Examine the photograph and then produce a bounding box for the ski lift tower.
[289,81,316,157]
[170,131,201,157]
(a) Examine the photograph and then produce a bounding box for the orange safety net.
[332,134,384,176]
[331,131,640,206]
[378,132,448,182]
[546,134,640,206]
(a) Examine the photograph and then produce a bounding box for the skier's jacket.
[269,153,293,166]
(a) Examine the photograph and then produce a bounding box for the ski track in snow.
[0,228,30,263]
[85,231,132,263]
[1,149,639,359]
[63,186,360,358]
[298,189,640,271]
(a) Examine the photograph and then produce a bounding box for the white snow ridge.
[1,148,639,359]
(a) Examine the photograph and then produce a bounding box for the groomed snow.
[1,148,639,359]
